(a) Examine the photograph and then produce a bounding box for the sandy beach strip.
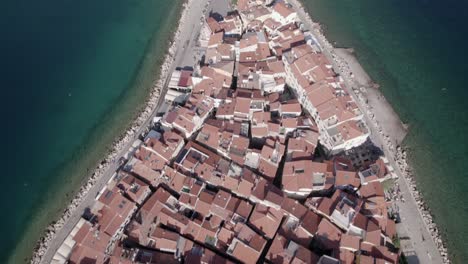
[288,0,449,263]
[29,0,213,263]
[333,48,407,145]
[29,1,450,263]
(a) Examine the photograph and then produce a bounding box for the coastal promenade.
[34,1,446,263]
[288,0,444,263]
[336,49,447,263]
[36,0,217,263]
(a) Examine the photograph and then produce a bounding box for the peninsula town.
[35,0,448,263]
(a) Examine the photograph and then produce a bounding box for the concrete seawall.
[30,0,208,262]
[288,0,448,263]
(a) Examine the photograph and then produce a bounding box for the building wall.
[271,12,298,25]
[283,55,370,156]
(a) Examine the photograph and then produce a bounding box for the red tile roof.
[249,203,283,238]
[316,218,343,250]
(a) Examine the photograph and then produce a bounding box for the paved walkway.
[287,0,443,263]
[39,0,217,263]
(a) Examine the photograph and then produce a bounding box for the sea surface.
[0,0,182,262]
[301,0,468,262]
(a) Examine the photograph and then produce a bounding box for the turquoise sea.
[2,0,468,263]
[301,0,468,262]
[0,0,182,262]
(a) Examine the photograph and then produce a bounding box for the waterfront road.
[38,0,225,263]
[288,0,444,263]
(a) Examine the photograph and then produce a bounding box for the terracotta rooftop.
[359,181,385,198]
[335,170,360,189]
[281,197,307,220]
[249,203,283,238]
[208,32,224,47]
[149,226,180,252]
[282,160,332,194]
[316,218,343,250]
[340,234,361,252]
[70,221,111,264]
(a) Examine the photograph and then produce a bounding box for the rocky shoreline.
[29,0,451,263]
[29,0,193,263]
[394,148,450,263]
[325,22,452,264]
[288,0,450,263]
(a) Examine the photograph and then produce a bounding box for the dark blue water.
[302,0,468,262]
[0,0,182,262]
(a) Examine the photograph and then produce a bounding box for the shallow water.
[301,0,468,262]
[0,0,182,262]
